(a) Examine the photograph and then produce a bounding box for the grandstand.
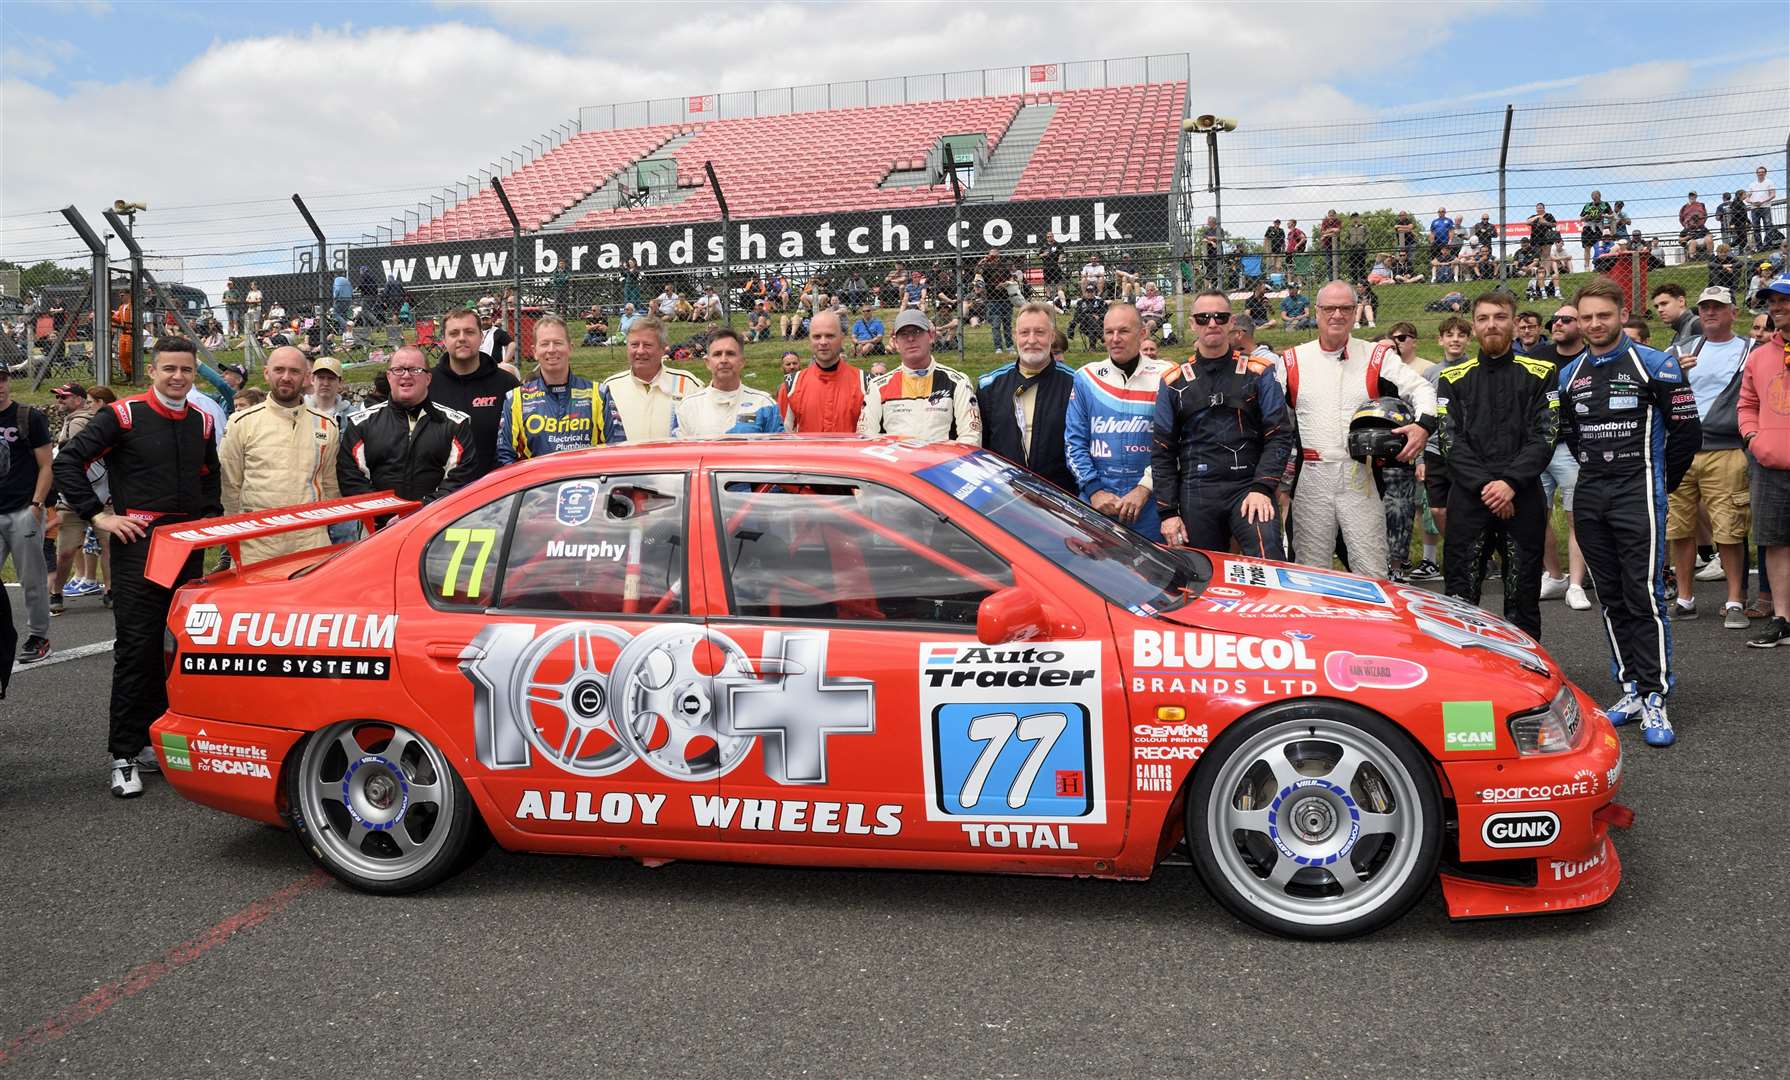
[397,64,1188,244]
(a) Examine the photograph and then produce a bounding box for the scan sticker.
[1442,701,1497,753]
[1223,561,1391,606]
[918,641,1106,825]
[555,481,598,526]
[157,732,193,772]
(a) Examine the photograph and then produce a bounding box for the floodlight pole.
[491,176,524,351]
[944,145,966,368]
[1497,105,1514,282]
[59,206,110,389]
[293,193,329,346]
[705,161,732,328]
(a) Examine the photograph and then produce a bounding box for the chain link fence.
[3,80,1785,393]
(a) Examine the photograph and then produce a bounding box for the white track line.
[12,639,116,674]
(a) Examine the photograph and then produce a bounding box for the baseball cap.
[311,356,345,378]
[1695,286,1734,307]
[1761,275,1790,298]
[222,363,248,380]
[892,309,932,334]
[53,381,86,398]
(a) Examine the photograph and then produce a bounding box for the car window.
[715,474,1012,625]
[421,495,515,609]
[498,473,686,615]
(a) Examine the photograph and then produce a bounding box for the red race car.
[147,439,1627,939]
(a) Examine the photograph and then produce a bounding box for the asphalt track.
[2,577,1786,1080]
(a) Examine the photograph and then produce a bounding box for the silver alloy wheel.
[1202,716,1425,927]
[296,720,458,883]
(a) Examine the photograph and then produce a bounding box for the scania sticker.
[918,640,1106,826]
[196,758,274,779]
[1481,810,1560,848]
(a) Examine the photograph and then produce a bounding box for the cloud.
[1,34,76,80]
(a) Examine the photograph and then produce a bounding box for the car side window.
[715,475,1012,625]
[497,473,686,615]
[421,496,515,609]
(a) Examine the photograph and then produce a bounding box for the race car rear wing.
[144,493,422,587]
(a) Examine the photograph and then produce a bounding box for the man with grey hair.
[599,314,704,442]
[1274,281,1436,577]
[337,346,478,504]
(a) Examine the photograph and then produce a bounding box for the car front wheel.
[1187,701,1442,939]
[285,719,487,894]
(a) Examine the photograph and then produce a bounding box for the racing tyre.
[285,720,489,895]
[1187,701,1442,940]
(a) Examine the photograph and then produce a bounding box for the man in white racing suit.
[858,309,980,444]
[1276,281,1436,577]
[672,329,783,437]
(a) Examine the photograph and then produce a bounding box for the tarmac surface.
[2,577,1786,1079]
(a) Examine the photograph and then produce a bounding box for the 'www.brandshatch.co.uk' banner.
[344,196,1171,288]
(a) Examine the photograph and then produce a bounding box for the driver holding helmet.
[1432,290,1558,638]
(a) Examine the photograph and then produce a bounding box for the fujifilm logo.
[185,603,223,646]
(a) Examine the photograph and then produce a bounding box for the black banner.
[346,195,1172,289]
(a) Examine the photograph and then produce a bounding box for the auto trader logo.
[185,603,222,646]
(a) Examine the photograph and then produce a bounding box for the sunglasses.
[1190,312,1232,326]
[1552,316,1578,324]
[1391,334,1414,342]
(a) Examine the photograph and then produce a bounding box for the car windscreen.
[917,451,1208,615]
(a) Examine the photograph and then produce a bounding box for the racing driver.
[1557,276,1700,746]
[858,309,981,444]
[1151,290,1293,556]
[495,314,621,465]
[673,329,783,436]
[1066,302,1173,541]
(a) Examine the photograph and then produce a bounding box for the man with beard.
[1065,303,1173,541]
[779,309,868,433]
[1152,291,1293,557]
[429,308,518,477]
[1557,277,1700,746]
[1525,306,1591,609]
[1434,292,1557,639]
[218,346,341,564]
[977,303,1076,491]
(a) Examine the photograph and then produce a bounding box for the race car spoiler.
[144,493,421,587]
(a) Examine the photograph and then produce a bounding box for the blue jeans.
[988,296,1012,351]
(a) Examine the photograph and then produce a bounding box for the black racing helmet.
[1347,396,1416,465]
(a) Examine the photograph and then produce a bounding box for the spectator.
[495,316,617,466]
[1113,250,1140,301]
[1286,218,1308,256]
[930,303,962,352]
[1064,303,1172,541]
[1429,244,1458,284]
[583,312,611,347]
[619,258,643,309]
[1527,203,1562,297]
[1153,290,1292,557]
[1716,192,1740,249]
[1264,219,1286,272]
[47,382,99,617]
[1429,207,1455,256]
[1244,282,1274,329]
[979,249,1015,354]
[857,310,980,444]
[840,271,870,309]
[234,387,267,409]
[1358,281,1380,328]
[654,283,679,321]
[1382,322,1430,581]
[1367,255,1394,285]
[1421,314,1475,573]
[429,308,519,478]
[331,271,352,329]
[769,271,791,311]
[1280,281,1315,330]
[1140,337,1159,362]
[1230,315,1276,364]
[692,285,722,322]
[1528,306,1591,609]
[1276,281,1435,578]
[55,338,221,797]
[746,302,772,343]
[1623,317,1651,346]
[1664,287,1753,627]
[1611,201,1632,240]
[1069,284,1108,350]
[1080,253,1106,297]
[1580,189,1613,262]
[1201,217,1226,286]
[1739,274,1790,646]
[1471,212,1497,252]
[337,346,479,509]
[599,315,704,443]
[1136,281,1166,321]
[1343,213,1370,284]
[851,305,886,356]
[977,302,1077,491]
[1557,276,1700,745]
[1708,243,1743,294]
[0,364,52,663]
[1725,190,1753,252]
[618,303,641,337]
[1680,191,1711,261]
[1393,210,1416,259]
[1745,165,1779,250]
[672,329,781,437]
[780,310,867,433]
[1651,283,1702,349]
[1435,290,1555,639]
[218,346,341,564]
[1037,239,1065,292]
[901,271,928,312]
[781,352,802,376]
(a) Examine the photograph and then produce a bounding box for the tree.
[0,259,90,299]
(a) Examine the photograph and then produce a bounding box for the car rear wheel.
[1186,701,1441,940]
[286,720,488,894]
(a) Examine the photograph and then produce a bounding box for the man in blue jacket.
[1065,304,1174,541]
[495,314,621,465]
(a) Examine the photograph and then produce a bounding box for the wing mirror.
[977,587,1049,645]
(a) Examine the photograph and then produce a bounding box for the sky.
[2,0,1785,298]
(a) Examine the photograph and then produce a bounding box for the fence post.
[58,206,109,389]
[944,145,967,369]
[1497,105,1514,283]
[292,194,329,349]
[704,161,733,329]
[99,208,150,384]
[490,176,524,356]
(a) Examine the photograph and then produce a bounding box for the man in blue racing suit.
[1065,303,1174,541]
[495,315,622,465]
[1557,278,1700,747]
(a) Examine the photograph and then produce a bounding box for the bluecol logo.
[555,482,597,526]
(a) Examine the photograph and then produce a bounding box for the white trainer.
[110,758,144,798]
[1565,585,1592,610]
[1540,573,1569,601]
[1695,554,1726,582]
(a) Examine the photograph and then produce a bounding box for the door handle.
[425,641,478,663]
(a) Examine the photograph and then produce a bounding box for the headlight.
[1507,685,1582,755]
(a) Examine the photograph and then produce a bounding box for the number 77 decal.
[960,712,1069,810]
